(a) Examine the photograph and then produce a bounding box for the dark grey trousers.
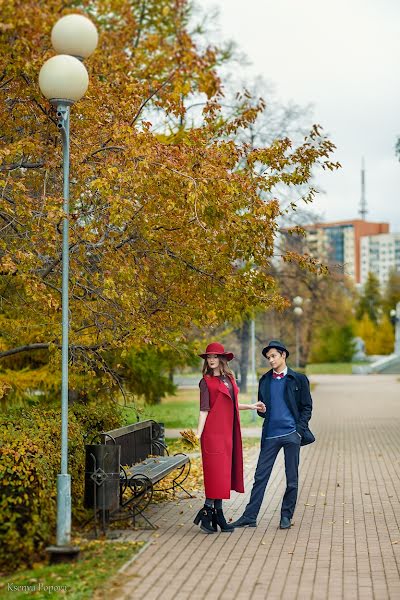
[243,431,301,520]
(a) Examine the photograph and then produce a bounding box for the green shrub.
[0,402,123,573]
[310,323,355,363]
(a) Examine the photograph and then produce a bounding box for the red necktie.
[273,372,284,379]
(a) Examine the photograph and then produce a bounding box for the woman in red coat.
[193,342,265,533]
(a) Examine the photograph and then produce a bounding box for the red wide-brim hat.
[199,342,234,362]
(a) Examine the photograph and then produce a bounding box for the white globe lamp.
[51,14,98,59]
[39,54,89,103]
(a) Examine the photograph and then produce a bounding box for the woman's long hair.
[202,356,234,378]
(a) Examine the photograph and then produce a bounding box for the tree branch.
[0,340,127,360]
[130,71,176,126]
[82,146,125,164]
[134,0,147,49]
[41,241,81,279]
[0,160,44,172]
[0,343,50,358]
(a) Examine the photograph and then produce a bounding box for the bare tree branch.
[130,71,176,127]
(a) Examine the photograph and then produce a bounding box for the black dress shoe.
[231,515,257,528]
[279,517,292,529]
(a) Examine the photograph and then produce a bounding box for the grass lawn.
[0,540,144,600]
[123,363,368,430]
[123,387,262,430]
[306,362,368,375]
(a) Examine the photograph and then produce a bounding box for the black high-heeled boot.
[193,506,216,533]
[213,508,234,532]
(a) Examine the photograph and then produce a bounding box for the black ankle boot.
[193,506,216,533]
[213,508,234,532]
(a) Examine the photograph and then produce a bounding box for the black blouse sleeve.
[199,378,210,411]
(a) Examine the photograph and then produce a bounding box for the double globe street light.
[38,14,98,554]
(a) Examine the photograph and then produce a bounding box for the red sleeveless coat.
[200,375,244,499]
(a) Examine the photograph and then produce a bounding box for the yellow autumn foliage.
[0,0,338,393]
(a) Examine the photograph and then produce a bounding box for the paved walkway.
[102,375,400,600]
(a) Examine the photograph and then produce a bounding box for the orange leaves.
[179,428,199,449]
[282,251,329,276]
[0,255,17,275]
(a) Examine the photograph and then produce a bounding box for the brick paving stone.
[98,375,400,600]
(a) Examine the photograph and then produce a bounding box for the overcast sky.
[202,0,400,231]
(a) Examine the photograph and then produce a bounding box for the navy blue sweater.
[265,377,296,438]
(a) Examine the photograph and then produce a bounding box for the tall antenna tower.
[359,157,367,219]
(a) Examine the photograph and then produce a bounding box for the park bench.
[85,419,192,530]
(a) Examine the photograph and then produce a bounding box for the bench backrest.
[101,420,154,466]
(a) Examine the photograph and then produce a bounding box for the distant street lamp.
[390,302,400,355]
[39,14,98,552]
[293,296,303,369]
[250,318,257,422]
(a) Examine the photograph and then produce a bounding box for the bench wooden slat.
[102,421,154,465]
[125,456,189,485]
[101,420,154,440]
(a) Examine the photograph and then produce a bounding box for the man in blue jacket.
[232,340,315,530]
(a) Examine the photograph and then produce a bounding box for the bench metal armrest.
[152,440,169,456]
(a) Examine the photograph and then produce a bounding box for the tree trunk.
[238,319,251,393]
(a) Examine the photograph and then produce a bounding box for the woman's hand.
[252,401,266,413]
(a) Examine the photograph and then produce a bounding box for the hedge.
[0,401,122,573]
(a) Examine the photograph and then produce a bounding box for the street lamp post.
[390,301,400,355]
[39,14,98,552]
[250,318,257,422]
[293,296,303,369]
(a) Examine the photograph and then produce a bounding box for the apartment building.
[299,219,389,283]
[360,232,400,286]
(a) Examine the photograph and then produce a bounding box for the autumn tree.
[0,0,338,401]
[224,77,315,390]
[375,314,395,355]
[382,269,400,315]
[356,272,382,323]
[354,313,394,355]
[263,250,356,367]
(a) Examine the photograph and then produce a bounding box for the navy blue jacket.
[257,368,315,446]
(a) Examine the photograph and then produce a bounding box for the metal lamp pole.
[57,100,72,546]
[39,15,98,551]
[250,318,256,421]
[293,296,303,369]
